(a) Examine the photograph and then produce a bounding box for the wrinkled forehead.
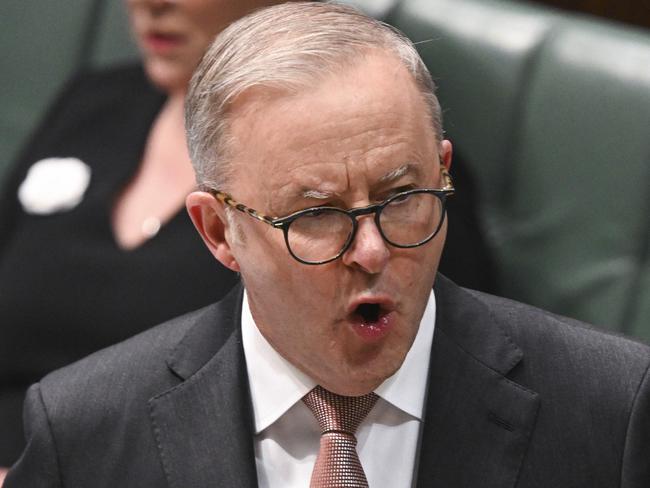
[225,53,439,204]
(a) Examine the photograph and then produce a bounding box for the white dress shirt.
[242,290,436,488]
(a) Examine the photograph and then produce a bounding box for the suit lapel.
[147,277,540,487]
[149,285,258,488]
[416,276,540,487]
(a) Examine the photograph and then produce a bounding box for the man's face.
[221,52,451,396]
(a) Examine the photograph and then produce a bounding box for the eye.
[299,206,340,220]
[381,185,415,202]
[306,202,341,212]
[391,193,411,204]
[306,208,326,217]
[284,202,332,218]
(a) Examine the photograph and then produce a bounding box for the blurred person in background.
[0,0,293,472]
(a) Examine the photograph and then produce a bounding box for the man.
[5,3,649,487]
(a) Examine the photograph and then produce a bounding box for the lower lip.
[350,311,394,342]
[144,34,183,54]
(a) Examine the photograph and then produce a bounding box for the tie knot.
[303,385,378,435]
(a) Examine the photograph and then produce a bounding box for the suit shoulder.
[466,288,650,379]
[39,302,222,407]
[466,288,650,354]
[13,297,240,483]
[38,284,243,410]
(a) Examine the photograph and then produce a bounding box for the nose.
[341,216,390,274]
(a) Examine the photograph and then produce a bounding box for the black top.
[0,65,239,464]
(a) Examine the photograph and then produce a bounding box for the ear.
[440,139,453,171]
[186,191,241,272]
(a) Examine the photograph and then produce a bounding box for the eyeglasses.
[209,167,454,265]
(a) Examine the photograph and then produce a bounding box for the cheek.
[191,22,218,50]
[240,247,341,323]
[393,244,439,280]
[127,11,146,45]
[421,220,447,267]
[233,225,290,282]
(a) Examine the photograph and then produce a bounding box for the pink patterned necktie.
[303,385,379,488]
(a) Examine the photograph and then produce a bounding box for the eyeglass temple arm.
[440,167,455,192]
[212,166,453,224]
[212,191,279,226]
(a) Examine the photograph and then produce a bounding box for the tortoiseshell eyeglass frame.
[208,166,455,265]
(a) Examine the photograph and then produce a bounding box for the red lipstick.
[144,32,183,55]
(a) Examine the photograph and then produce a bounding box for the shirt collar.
[242,289,436,434]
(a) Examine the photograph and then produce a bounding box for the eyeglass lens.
[286,192,443,263]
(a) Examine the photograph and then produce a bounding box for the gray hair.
[185,1,443,192]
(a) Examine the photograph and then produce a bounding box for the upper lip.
[146,30,183,40]
[346,295,396,316]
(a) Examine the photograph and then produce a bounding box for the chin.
[144,61,192,94]
[324,380,380,398]
[309,364,382,397]
[334,361,403,397]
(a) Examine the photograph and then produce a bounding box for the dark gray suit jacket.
[6,275,650,487]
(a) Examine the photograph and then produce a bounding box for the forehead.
[227,52,438,205]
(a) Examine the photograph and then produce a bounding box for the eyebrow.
[378,163,414,183]
[302,188,337,200]
[299,163,417,201]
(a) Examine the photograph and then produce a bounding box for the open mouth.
[144,32,184,53]
[348,300,394,341]
[355,303,382,323]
